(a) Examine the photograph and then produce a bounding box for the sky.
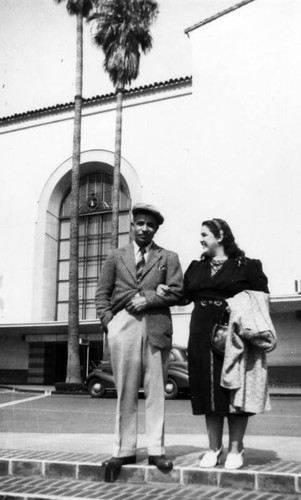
[0,0,236,117]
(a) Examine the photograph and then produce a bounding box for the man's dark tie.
[136,247,146,282]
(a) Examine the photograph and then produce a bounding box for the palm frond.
[54,0,95,18]
[91,0,158,87]
[104,46,140,87]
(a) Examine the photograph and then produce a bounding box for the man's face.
[132,212,158,248]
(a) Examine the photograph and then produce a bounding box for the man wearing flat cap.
[95,203,183,474]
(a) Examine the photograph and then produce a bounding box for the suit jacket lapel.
[120,243,137,281]
[141,243,162,279]
[120,242,163,282]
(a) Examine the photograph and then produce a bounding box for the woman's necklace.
[210,257,228,277]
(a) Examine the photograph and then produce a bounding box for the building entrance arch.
[31,150,142,321]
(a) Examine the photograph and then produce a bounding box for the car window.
[170,347,188,362]
[169,351,176,361]
[176,348,188,361]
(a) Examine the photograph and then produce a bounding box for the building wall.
[0,330,28,383]
[1,0,301,382]
[187,0,301,296]
[270,313,301,366]
[0,82,192,325]
[184,0,301,374]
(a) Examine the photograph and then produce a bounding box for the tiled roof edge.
[185,0,255,34]
[0,76,192,125]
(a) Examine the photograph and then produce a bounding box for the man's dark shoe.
[102,456,136,483]
[148,455,173,472]
[102,456,137,469]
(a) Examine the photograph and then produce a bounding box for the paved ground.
[1,446,301,499]
[1,474,301,500]
[3,384,301,396]
[0,387,300,463]
[1,432,301,464]
[0,386,300,499]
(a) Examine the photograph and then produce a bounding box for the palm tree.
[54,0,94,384]
[91,0,159,249]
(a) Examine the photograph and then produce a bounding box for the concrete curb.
[0,385,52,395]
[0,448,300,496]
[0,385,89,396]
[1,384,301,397]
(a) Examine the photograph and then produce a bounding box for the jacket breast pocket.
[157,264,167,283]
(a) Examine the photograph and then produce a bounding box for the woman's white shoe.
[199,447,223,468]
[224,450,244,470]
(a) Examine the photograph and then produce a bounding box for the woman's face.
[200,224,221,257]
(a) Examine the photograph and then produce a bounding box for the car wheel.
[165,377,178,399]
[88,378,106,398]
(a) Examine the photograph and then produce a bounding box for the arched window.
[56,172,131,321]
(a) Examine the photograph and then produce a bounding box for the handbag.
[211,310,229,356]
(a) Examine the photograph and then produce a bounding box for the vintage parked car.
[86,345,189,400]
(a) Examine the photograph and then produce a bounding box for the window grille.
[56,172,130,320]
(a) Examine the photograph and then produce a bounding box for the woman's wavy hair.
[202,218,245,261]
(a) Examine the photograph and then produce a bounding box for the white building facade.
[0,0,301,385]
[0,78,193,383]
[185,0,301,383]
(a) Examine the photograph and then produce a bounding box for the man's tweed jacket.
[95,242,183,350]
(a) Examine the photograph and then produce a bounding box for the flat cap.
[132,203,164,225]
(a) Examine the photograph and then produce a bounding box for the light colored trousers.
[108,309,169,458]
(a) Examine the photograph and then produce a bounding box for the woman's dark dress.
[184,257,269,416]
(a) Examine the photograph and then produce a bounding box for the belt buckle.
[214,300,223,307]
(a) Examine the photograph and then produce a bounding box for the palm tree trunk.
[110,83,124,250]
[66,4,83,384]
[102,83,124,361]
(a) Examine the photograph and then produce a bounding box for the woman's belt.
[196,299,225,307]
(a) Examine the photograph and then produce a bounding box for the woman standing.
[184,218,270,470]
